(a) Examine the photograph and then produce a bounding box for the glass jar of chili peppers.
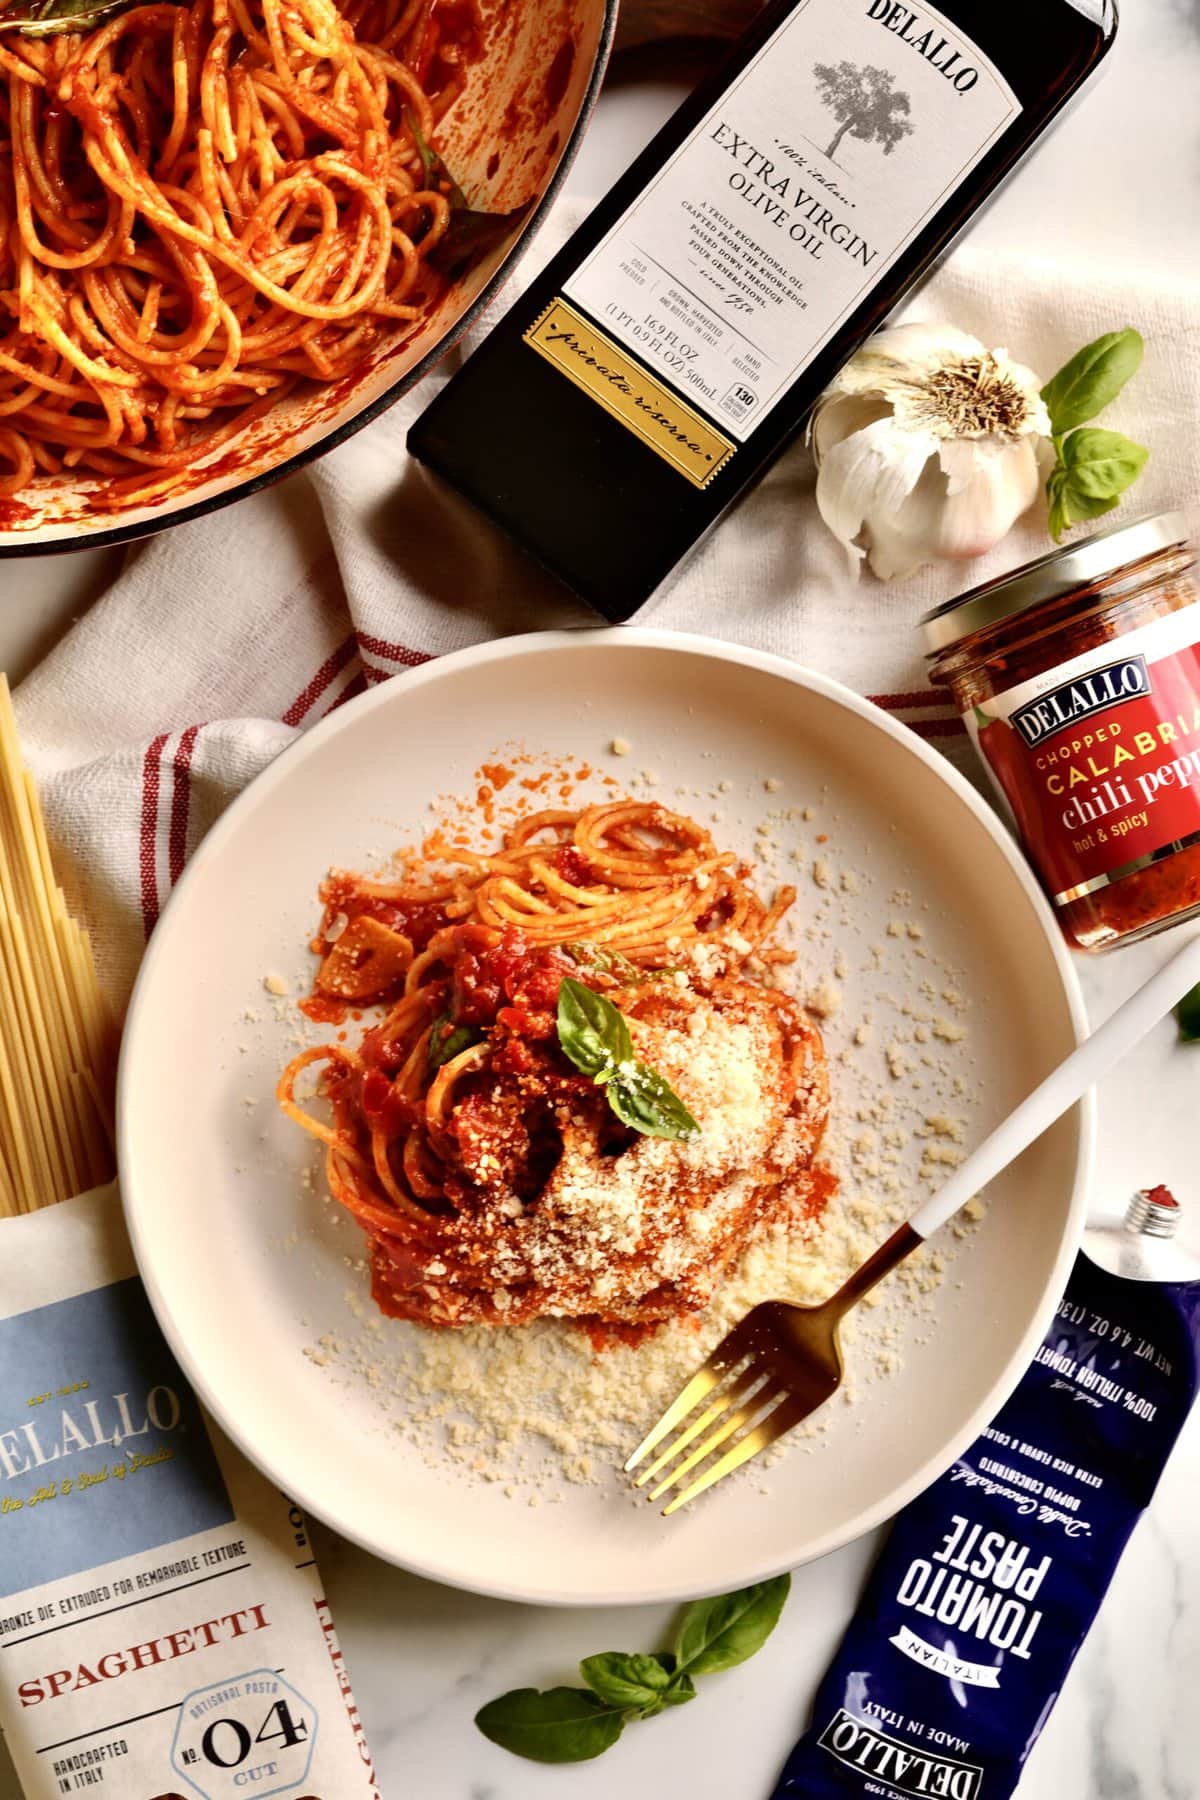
[923,512,1200,951]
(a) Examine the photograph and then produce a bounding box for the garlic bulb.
[810,322,1051,581]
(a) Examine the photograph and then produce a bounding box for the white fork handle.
[909,929,1200,1242]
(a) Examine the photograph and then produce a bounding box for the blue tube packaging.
[772,1187,1200,1800]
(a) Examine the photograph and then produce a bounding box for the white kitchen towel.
[12,201,1199,1008]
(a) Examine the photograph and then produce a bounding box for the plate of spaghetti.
[0,0,614,548]
[277,798,832,1332]
[118,630,1089,1604]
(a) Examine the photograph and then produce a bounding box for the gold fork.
[626,930,1200,1513]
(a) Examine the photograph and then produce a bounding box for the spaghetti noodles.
[0,0,478,505]
[0,675,115,1215]
[278,801,832,1329]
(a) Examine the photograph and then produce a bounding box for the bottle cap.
[1124,1184,1181,1239]
[920,511,1190,653]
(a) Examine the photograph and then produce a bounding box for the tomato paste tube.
[770,1188,1199,1799]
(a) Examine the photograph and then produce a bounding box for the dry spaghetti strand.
[0,0,479,504]
[0,676,116,1215]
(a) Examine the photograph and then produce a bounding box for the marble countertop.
[2,4,1199,1797]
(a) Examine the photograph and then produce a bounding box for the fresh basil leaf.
[1046,427,1148,541]
[438,200,532,281]
[672,1575,791,1677]
[607,1061,699,1141]
[404,108,469,208]
[611,1653,699,1715]
[0,0,132,31]
[403,106,529,280]
[427,1012,483,1069]
[556,976,632,1080]
[566,942,678,984]
[1046,472,1071,545]
[1048,468,1120,540]
[475,1687,626,1764]
[638,1674,696,1718]
[1177,982,1200,1043]
[580,1651,672,1711]
[566,941,640,981]
[558,978,698,1139]
[1061,488,1122,531]
[1040,328,1144,435]
[1060,426,1149,500]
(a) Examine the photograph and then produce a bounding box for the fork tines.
[624,1320,805,1514]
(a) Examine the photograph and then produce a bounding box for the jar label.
[559,0,1020,454]
[966,606,1200,904]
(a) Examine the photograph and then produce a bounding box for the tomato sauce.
[322,876,447,953]
[555,844,592,886]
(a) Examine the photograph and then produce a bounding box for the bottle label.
[557,0,1021,462]
[964,606,1200,905]
[522,296,738,487]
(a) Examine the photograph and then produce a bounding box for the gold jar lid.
[920,511,1191,654]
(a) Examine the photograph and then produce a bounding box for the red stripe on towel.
[139,732,169,937]
[167,724,203,887]
[907,717,968,739]
[282,634,358,725]
[355,632,431,668]
[868,690,953,711]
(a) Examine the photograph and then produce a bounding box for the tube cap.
[1124,1185,1181,1239]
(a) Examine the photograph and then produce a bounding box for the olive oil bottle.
[409,0,1118,620]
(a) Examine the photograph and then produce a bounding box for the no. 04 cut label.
[171,1669,317,1800]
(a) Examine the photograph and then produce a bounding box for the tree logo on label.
[812,62,914,164]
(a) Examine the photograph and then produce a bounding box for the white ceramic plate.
[118,630,1091,1605]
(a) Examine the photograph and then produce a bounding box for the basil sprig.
[1041,329,1148,542]
[1176,983,1200,1044]
[427,1012,483,1070]
[579,1652,692,1715]
[564,941,677,984]
[475,1576,789,1764]
[555,977,698,1141]
[404,109,531,279]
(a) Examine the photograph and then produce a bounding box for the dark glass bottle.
[409,0,1118,621]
